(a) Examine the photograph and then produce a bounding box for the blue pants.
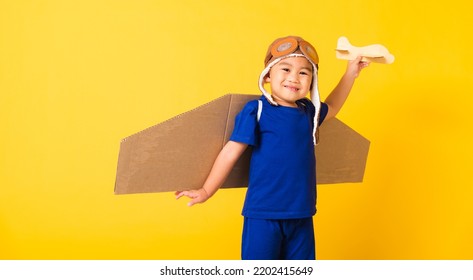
[241,217,315,260]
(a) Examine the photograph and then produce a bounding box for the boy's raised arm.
[324,56,369,120]
[175,140,248,206]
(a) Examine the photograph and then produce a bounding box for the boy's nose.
[287,73,299,83]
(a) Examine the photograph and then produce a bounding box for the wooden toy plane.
[114,94,370,195]
[336,36,394,64]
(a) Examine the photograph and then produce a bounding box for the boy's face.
[265,56,313,107]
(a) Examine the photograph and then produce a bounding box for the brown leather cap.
[264,36,319,68]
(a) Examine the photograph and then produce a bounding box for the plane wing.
[114,94,370,195]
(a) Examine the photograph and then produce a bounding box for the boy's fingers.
[176,190,201,200]
[351,55,362,63]
[175,189,205,205]
[187,196,203,207]
[175,191,189,199]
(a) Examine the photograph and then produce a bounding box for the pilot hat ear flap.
[311,67,321,145]
[258,57,281,106]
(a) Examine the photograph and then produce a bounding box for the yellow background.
[1,0,472,259]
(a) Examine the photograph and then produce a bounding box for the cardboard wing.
[114,94,370,195]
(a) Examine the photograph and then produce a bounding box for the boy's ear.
[264,74,270,83]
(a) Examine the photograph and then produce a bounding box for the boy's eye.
[281,68,290,72]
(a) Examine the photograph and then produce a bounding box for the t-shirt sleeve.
[318,102,329,126]
[229,100,259,146]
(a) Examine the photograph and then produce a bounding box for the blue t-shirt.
[230,96,329,219]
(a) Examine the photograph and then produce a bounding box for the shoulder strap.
[257,100,262,122]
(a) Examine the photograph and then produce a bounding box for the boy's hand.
[346,56,370,79]
[175,188,210,207]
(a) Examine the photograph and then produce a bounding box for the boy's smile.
[265,56,313,107]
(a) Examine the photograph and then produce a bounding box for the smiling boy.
[176,36,369,259]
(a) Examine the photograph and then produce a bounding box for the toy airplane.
[336,36,394,64]
[114,94,370,195]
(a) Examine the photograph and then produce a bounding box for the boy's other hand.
[347,56,370,78]
[175,188,210,207]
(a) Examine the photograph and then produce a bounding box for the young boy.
[175,36,369,259]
